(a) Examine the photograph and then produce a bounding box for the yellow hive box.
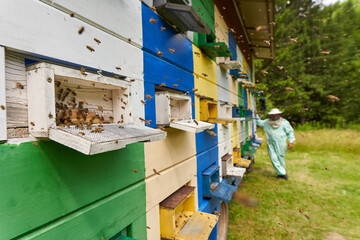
[200,98,218,122]
[160,186,218,240]
[235,158,252,169]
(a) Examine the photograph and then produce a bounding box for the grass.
[228,129,360,240]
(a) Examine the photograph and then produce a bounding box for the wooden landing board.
[170,120,214,133]
[49,124,166,155]
[175,211,218,240]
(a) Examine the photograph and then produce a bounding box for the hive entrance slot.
[54,77,130,127]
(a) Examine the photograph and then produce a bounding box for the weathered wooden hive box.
[159,186,218,240]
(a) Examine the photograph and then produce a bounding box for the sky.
[315,0,346,5]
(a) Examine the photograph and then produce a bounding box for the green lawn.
[228,129,360,240]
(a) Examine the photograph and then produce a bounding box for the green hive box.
[0,141,147,240]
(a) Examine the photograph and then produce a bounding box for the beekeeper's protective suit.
[256,108,295,180]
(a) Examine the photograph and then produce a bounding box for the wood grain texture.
[18,182,147,240]
[145,156,197,211]
[40,0,143,47]
[230,78,238,106]
[5,52,27,129]
[0,0,143,79]
[193,45,217,85]
[146,205,161,240]
[0,141,145,239]
[217,139,232,179]
[0,46,6,140]
[144,128,196,178]
[216,65,231,103]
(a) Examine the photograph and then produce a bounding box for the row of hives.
[0,0,264,239]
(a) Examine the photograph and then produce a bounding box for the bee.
[222,6,226,9]
[191,103,194,106]
[98,106,103,111]
[81,72,88,76]
[285,87,293,91]
[123,93,129,97]
[289,37,297,43]
[48,113,53,119]
[202,73,208,77]
[94,38,101,44]
[55,81,61,87]
[103,97,109,102]
[129,112,132,117]
[121,106,126,110]
[320,51,330,55]
[208,131,216,137]
[172,25,177,29]
[127,38,132,42]
[157,51,163,56]
[169,48,175,54]
[157,126,166,131]
[141,100,146,105]
[298,208,303,214]
[160,83,166,87]
[80,67,86,72]
[79,131,85,135]
[213,210,220,216]
[132,169,139,173]
[327,95,340,102]
[130,79,135,82]
[0,105,5,110]
[264,40,271,46]
[144,120,150,125]
[194,52,200,56]
[165,76,168,79]
[150,6,156,11]
[147,226,151,230]
[304,214,310,220]
[173,84,178,87]
[118,126,124,129]
[153,169,161,175]
[32,142,39,146]
[178,79,181,82]
[86,46,95,52]
[149,18,157,24]
[261,70,268,75]
[256,25,269,32]
[220,15,224,19]
[277,66,284,70]
[30,122,35,126]
[116,67,121,71]
[69,12,75,17]
[145,95,152,100]
[160,26,166,31]
[194,119,199,125]
[230,28,236,33]
[123,102,127,105]
[192,88,198,92]
[78,26,85,34]
[16,82,24,89]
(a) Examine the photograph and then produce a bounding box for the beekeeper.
[256,108,295,180]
